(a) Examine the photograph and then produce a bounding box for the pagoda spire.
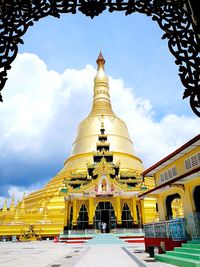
[20,192,26,214]
[2,199,7,214]
[9,195,15,213]
[96,52,105,68]
[13,201,20,220]
[89,52,115,116]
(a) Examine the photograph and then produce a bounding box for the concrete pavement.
[0,241,175,267]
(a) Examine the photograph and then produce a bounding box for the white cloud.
[0,183,44,208]
[1,53,95,159]
[109,78,200,167]
[0,52,200,205]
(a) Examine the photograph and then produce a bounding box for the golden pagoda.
[0,53,156,238]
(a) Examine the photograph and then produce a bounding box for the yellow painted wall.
[155,146,200,187]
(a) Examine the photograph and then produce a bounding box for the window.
[185,153,200,170]
[160,166,177,183]
[121,203,133,229]
[77,205,88,230]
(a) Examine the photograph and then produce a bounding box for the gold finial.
[94,52,107,84]
[96,52,105,69]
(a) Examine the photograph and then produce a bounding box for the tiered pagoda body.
[0,53,156,238]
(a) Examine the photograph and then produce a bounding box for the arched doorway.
[194,186,200,212]
[166,193,184,220]
[94,202,116,233]
[122,203,134,228]
[77,204,89,230]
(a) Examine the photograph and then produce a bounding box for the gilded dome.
[59,53,144,174]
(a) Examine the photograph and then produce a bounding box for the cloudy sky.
[1,11,200,206]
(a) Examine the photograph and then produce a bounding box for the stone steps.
[59,232,144,245]
[59,234,94,244]
[182,243,200,249]
[117,235,144,243]
[188,240,200,244]
[155,254,200,267]
[167,251,200,261]
[174,247,200,254]
[86,233,126,245]
[155,241,200,267]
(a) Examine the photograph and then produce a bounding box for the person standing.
[102,222,107,233]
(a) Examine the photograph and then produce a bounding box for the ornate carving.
[0,1,199,116]
[79,0,106,18]
[93,157,115,177]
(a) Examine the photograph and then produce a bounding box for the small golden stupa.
[0,53,156,238]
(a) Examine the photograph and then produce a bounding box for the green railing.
[187,212,200,240]
[144,218,187,241]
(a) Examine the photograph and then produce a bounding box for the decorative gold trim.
[72,132,134,146]
[64,151,142,166]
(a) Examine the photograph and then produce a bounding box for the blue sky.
[20,11,188,117]
[0,11,200,204]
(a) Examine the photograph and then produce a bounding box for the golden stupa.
[0,53,156,239]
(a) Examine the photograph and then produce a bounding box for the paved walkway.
[0,241,175,267]
[74,246,139,267]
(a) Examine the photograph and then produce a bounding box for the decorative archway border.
[0,0,200,116]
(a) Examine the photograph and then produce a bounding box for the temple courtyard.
[0,241,175,267]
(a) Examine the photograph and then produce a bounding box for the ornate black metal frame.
[0,0,200,116]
